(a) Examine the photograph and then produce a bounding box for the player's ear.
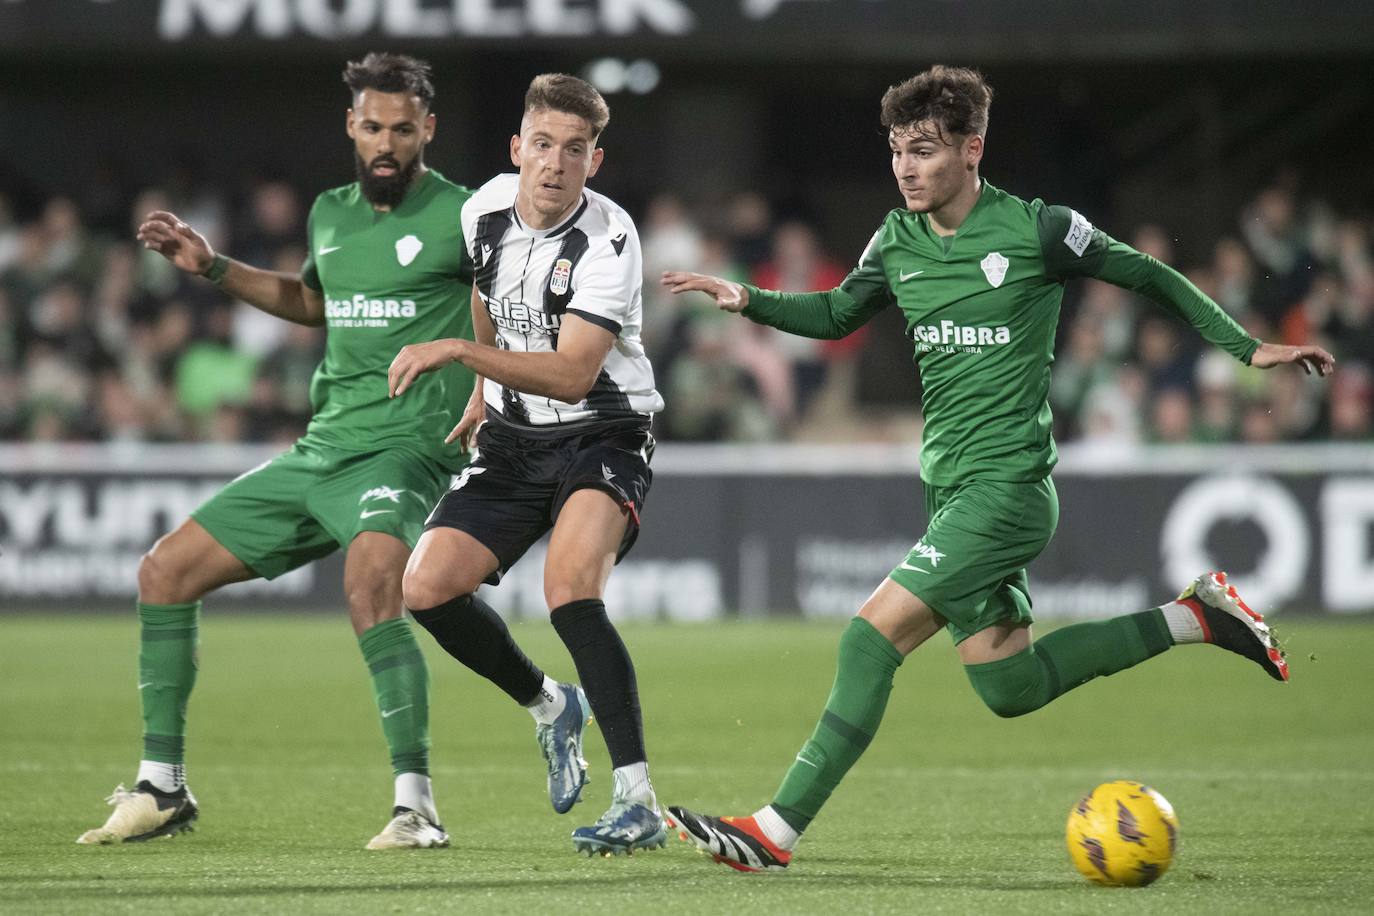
[424,112,436,143]
[587,147,604,179]
[345,109,357,140]
[509,134,522,168]
[965,133,984,169]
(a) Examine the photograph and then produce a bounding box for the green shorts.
[192,438,457,580]
[888,476,1059,644]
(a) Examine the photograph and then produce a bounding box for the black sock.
[410,594,543,705]
[550,599,645,769]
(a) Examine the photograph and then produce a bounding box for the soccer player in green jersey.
[660,65,1335,872]
[77,53,585,851]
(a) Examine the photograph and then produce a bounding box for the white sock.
[612,762,656,810]
[395,773,439,825]
[753,804,801,852]
[525,675,567,725]
[1160,601,1207,645]
[136,760,185,793]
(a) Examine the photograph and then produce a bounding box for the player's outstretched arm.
[1249,341,1335,377]
[660,271,750,312]
[136,210,324,326]
[662,268,888,341]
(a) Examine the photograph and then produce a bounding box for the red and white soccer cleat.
[1175,571,1288,682]
[665,807,792,873]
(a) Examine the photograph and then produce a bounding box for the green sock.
[138,601,200,764]
[772,617,904,833]
[359,617,431,776]
[964,609,1172,718]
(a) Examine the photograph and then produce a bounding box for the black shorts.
[424,418,654,584]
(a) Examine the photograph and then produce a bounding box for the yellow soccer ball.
[1066,780,1179,887]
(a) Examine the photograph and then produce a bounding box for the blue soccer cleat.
[571,800,667,857]
[537,682,591,814]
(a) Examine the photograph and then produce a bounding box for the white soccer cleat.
[1176,571,1288,681]
[75,781,198,844]
[365,808,450,850]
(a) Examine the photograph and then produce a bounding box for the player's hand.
[1250,341,1335,377]
[136,210,215,275]
[661,271,750,313]
[389,339,464,398]
[445,381,486,449]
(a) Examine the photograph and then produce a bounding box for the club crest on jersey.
[980,251,1009,288]
[550,258,572,296]
[395,234,423,267]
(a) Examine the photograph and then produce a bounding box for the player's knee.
[402,566,464,612]
[964,651,1049,719]
[544,578,600,612]
[346,580,401,627]
[137,546,192,604]
[981,693,1039,719]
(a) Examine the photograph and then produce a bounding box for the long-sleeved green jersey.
[743,180,1258,486]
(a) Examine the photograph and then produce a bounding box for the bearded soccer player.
[388,74,667,856]
[79,53,586,851]
[660,65,1334,872]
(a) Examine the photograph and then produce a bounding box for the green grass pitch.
[3,614,1373,914]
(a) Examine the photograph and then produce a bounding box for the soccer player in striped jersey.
[661,65,1334,872]
[388,74,667,856]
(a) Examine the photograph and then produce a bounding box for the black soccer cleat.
[1176,571,1288,681]
[665,806,791,873]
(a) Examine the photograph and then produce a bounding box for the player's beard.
[356,152,420,209]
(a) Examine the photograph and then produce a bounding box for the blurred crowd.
[1,171,1370,447]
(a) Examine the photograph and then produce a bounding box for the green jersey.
[743,180,1258,486]
[300,169,475,472]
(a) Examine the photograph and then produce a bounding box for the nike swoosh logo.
[360,509,395,519]
[897,562,931,574]
[899,269,924,281]
[138,682,152,690]
[381,705,412,718]
[318,245,342,256]
[794,754,820,768]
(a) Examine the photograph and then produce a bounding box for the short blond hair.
[524,73,610,139]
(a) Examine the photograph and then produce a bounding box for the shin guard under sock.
[410,594,543,705]
[550,599,646,769]
[772,617,904,833]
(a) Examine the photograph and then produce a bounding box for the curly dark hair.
[880,65,992,143]
[524,73,610,139]
[343,52,435,109]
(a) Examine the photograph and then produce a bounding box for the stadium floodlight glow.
[624,60,661,95]
[585,58,628,94]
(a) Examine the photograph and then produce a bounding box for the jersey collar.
[913,178,994,245]
[363,168,435,216]
[510,193,589,239]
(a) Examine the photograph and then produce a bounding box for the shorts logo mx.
[359,486,406,505]
[909,539,946,568]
